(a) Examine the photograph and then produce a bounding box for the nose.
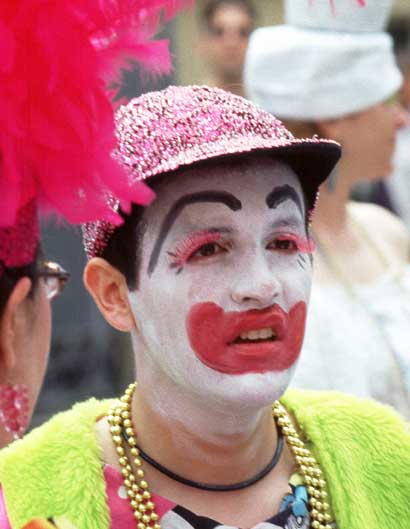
[230,259,282,309]
[223,29,242,47]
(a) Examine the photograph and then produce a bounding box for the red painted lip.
[187,301,307,375]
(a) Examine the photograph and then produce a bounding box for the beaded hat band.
[83,85,341,258]
[0,202,38,272]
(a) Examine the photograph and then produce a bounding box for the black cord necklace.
[122,421,283,492]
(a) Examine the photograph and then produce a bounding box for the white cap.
[286,0,393,33]
[244,0,402,120]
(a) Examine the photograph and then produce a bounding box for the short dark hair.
[0,246,43,317]
[201,0,256,30]
[101,171,172,292]
[102,156,311,290]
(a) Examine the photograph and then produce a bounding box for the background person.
[378,48,410,230]
[198,0,256,96]
[245,0,410,417]
[0,209,68,448]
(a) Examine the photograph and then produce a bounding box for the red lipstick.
[186,301,307,375]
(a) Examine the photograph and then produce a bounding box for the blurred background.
[34,0,410,425]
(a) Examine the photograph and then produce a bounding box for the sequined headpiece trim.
[0,202,38,272]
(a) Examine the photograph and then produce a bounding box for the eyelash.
[269,234,316,254]
[168,232,224,269]
[168,232,315,271]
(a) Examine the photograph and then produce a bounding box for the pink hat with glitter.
[83,85,341,258]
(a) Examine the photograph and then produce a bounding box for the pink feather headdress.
[0,0,190,268]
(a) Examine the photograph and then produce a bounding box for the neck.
[132,367,278,486]
[312,155,356,236]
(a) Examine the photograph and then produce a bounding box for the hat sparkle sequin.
[83,85,341,258]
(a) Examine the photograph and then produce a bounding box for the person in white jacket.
[245,0,410,418]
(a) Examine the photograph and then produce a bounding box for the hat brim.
[165,138,341,215]
[143,138,341,215]
[272,140,341,212]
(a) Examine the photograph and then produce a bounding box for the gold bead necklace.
[109,383,335,529]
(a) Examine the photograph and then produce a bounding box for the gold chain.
[272,401,334,529]
[109,383,335,529]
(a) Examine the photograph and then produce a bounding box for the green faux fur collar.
[0,391,409,529]
[0,398,112,529]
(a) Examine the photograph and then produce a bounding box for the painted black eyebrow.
[148,190,242,276]
[265,185,304,216]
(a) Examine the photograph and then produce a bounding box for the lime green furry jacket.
[0,390,409,529]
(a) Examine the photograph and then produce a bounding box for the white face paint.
[129,156,312,415]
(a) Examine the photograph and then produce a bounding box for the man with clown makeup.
[0,86,409,529]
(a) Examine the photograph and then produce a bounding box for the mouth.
[187,301,307,375]
[226,306,286,346]
[231,327,278,344]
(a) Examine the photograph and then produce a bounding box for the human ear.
[0,277,32,373]
[83,258,136,332]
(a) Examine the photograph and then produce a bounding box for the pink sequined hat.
[83,85,341,258]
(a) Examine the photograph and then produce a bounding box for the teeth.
[260,328,272,339]
[239,328,276,341]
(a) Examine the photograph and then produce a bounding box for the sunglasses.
[38,261,70,300]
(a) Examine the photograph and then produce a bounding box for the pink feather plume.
[0,0,191,227]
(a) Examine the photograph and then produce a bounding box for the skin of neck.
[131,345,279,486]
[312,154,358,236]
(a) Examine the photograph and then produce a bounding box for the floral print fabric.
[104,466,310,529]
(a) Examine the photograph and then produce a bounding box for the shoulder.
[349,201,410,258]
[0,398,114,529]
[282,387,405,420]
[0,397,112,465]
[282,389,410,476]
[0,397,114,475]
[282,390,410,526]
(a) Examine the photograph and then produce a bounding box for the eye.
[191,242,226,260]
[268,237,298,253]
[210,26,224,38]
[168,231,228,271]
[266,233,315,255]
[240,27,251,39]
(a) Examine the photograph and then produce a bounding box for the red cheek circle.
[285,302,307,368]
[187,302,227,365]
[186,301,307,375]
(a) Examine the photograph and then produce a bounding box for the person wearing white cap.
[245,0,410,418]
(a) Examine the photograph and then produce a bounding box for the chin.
[192,366,296,412]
